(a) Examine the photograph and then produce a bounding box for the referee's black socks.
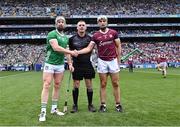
[87,88,93,105]
[72,88,79,106]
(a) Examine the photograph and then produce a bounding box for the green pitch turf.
[0,68,180,126]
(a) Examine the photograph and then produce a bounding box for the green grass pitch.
[0,68,180,126]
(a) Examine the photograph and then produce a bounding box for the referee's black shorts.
[72,62,95,80]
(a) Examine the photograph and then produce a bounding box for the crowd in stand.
[0,0,179,17]
[0,30,47,36]
[0,0,179,68]
[0,44,45,66]
[121,42,180,64]
[114,0,179,15]
[119,29,179,35]
[0,42,179,68]
[0,29,179,37]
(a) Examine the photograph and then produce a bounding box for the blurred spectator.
[121,42,180,64]
[0,42,179,66]
[0,0,179,17]
[0,43,45,66]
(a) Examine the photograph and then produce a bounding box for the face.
[56,19,66,31]
[77,21,87,33]
[98,19,108,30]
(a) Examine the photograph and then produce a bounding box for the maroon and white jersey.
[159,57,167,63]
[92,28,119,61]
[128,58,133,65]
[157,54,167,63]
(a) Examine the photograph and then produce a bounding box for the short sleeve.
[47,31,57,41]
[69,36,73,50]
[91,34,96,42]
[113,30,119,40]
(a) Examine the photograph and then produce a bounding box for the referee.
[69,20,96,113]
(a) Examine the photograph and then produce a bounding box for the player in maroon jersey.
[128,57,133,72]
[76,15,123,112]
[157,54,168,78]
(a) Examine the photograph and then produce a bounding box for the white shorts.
[159,62,167,68]
[43,63,65,73]
[97,58,120,73]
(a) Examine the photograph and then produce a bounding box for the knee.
[43,81,51,90]
[112,81,119,88]
[74,81,80,88]
[86,83,92,89]
[87,85,92,89]
[54,81,61,89]
[101,82,107,89]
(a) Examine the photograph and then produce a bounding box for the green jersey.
[45,30,69,65]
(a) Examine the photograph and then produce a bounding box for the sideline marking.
[133,70,180,76]
[0,72,30,79]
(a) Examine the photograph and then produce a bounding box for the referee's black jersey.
[69,34,92,63]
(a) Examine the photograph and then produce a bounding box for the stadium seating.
[0,0,179,17]
[0,0,179,70]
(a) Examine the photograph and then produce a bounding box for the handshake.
[69,50,79,57]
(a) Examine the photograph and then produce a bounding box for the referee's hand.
[71,50,78,57]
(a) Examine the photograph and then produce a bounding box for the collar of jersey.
[99,28,109,34]
[56,29,65,36]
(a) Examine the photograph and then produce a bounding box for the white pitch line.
[133,70,180,76]
[0,72,30,79]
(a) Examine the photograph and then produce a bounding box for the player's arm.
[77,41,95,54]
[115,38,121,64]
[65,53,74,72]
[50,39,77,56]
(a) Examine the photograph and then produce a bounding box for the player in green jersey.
[39,16,77,122]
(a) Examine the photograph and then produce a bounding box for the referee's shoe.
[88,104,96,112]
[70,104,78,113]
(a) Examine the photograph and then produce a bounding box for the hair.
[97,15,108,22]
[55,16,66,24]
[77,20,86,24]
[76,20,86,28]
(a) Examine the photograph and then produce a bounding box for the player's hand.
[70,50,78,57]
[69,64,74,72]
[73,50,78,57]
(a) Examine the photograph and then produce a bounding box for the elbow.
[87,49,91,53]
[53,47,60,52]
[86,48,91,53]
[53,47,57,51]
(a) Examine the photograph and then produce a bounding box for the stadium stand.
[0,0,179,70]
[0,42,179,66]
[0,0,179,16]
